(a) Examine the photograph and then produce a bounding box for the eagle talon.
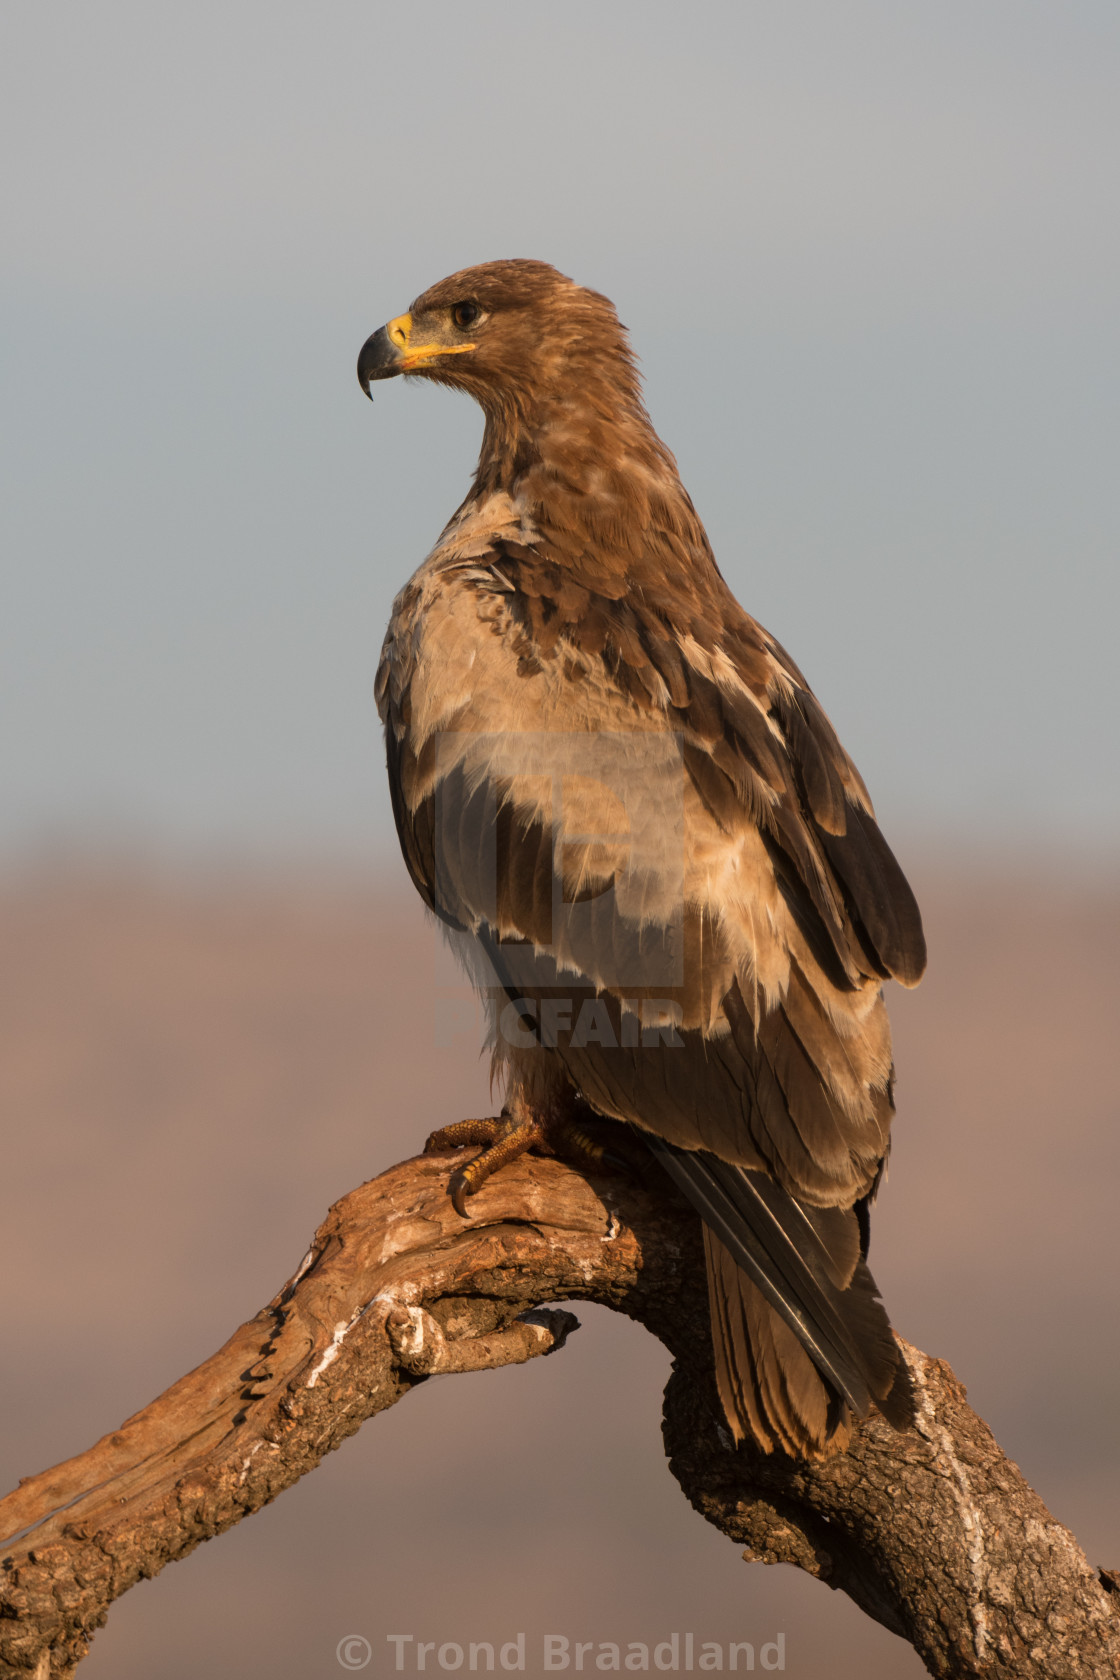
[437,1115,545,1215]
[433,1111,633,1217]
[449,1168,473,1218]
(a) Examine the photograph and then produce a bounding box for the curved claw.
[439,1115,543,1218]
[449,1168,473,1218]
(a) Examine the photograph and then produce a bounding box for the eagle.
[357,259,925,1457]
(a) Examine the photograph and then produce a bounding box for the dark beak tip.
[357,323,403,397]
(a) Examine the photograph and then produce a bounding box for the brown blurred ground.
[1,856,1117,1679]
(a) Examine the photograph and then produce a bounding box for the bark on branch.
[1,1152,1117,1679]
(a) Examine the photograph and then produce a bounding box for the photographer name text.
[378,1632,786,1672]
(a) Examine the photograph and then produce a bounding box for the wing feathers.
[820,803,927,987]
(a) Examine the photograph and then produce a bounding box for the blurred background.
[1,3,1117,1675]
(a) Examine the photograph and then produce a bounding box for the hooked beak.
[357,315,409,398]
[357,311,477,398]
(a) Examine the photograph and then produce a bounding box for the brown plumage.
[358,259,926,1456]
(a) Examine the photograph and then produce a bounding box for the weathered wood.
[1,1150,1116,1679]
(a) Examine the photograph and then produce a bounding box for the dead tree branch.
[1,1152,1117,1679]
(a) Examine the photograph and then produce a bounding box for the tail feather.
[704,1227,773,1449]
[704,1228,851,1454]
[644,1131,912,1454]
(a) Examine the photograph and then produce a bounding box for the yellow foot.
[424,1108,633,1218]
[424,1119,504,1153]
[549,1116,617,1172]
[441,1115,545,1217]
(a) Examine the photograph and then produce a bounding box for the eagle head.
[357,258,638,419]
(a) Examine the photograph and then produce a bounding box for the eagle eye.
[452,300,481,332]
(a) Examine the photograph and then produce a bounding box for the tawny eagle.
[358,260,925,1456]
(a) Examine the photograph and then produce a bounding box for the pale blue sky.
[2,0,1117,861]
